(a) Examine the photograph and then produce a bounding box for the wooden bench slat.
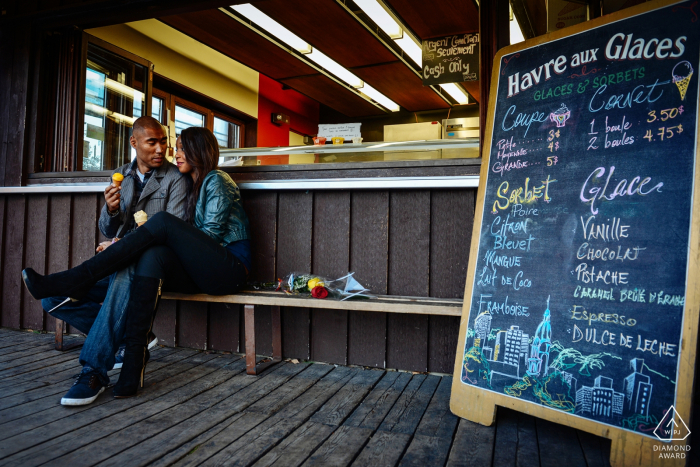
[161,292,463,317]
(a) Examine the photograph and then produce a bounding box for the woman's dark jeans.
[136,211,247,295]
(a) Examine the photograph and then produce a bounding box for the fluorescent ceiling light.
[232,4,312,53]
[306,50,364,88]
[395,36,422,66]
[440,83,469,105]
[355,0,423,67]
[354,0,402,39]
[361,84,400,112]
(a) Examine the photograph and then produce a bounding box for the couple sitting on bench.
[22,116,251,406]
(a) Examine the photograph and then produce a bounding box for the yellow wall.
[86,20,258,118]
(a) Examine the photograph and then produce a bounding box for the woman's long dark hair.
[180,127,219,222]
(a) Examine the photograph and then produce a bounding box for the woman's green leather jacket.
[194,170,250,246]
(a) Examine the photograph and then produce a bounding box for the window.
[152,86,245,165]
[80,39,151,171]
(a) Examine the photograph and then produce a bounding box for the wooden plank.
[163,363,335,466]
[240,190,277,282]
[68,194,97,335]
[345,371,412,430]
[492,407,540,467]
[429,189,475,299]
[312,191,350,278]
[310,368,384,426]
[576,431,612,467]
[254,421,336,467]
[207,302,240,352]
[64,363,308,467]
[0,349,203,441]
[311,191,350,365]
[177,300,208,350]
[22,195,49,330]
[162,292,462,316]
[387,191,430,372]
[150,365,355,467]
[382,374,440,435]
[348,310,386,368]
[537,418,588,467]
[400,376,459,466]
[0,352,235,463]
[388,190,430,297]
[253,305,273,356]
[428,315,460,373]
[350,191,389,295]
[311,308,347,365]
[446,418,497,467]
[352,431,412,467]
[276,191,313,362]
[303,425,374,466]
[45,194,71,333]
[0,196,5,326]
[282,306,310,360]
[153,298,177,347]
[1,196,26,329]
[387,314,429,372]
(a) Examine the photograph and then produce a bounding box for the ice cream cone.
[674,73,692,101]
[672,61,694,101]
[134,210,148,226]
[112,173,124,187]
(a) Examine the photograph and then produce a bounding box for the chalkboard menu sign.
[422,33,479,85]
[451,0,700,459]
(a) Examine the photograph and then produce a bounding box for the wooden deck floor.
[0,327,615,467]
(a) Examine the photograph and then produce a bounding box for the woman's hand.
[96,240,115,253]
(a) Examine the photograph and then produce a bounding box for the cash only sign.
[450,1,700,465]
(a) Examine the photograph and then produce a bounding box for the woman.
[23,127,250,397]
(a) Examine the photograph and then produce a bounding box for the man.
[43,116,188,406]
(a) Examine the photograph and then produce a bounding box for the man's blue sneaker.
[113,333,157,370]
[61,368,109,406]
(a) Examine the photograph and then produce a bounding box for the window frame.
[76,34,153,172]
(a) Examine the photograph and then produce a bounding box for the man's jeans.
[43,265,135,379]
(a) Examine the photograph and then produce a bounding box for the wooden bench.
[161,290,463,375]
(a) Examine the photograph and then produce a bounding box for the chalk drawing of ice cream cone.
[672,61,694,101]
[550,104,570,128]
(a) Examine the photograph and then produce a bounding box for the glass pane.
[214,116,240,165]
[82,43,147,171]
[174,105,205,136]
[151,96,163,123]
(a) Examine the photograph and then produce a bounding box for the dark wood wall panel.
[348,191,389,368]
[311,191,350,364]
[0,26,31,186]
[69,194,98,335]
[427,189,475,373]
[46,194,72,333]
[2,188,475,374]
[277,191,313,360]
[22,195,49,330]
[2,196,26,329]
[0,196,6,323]
[208,303,241,352]
[153,299,177,347]
[240,191,277,282]
[177,301,208,350]
[386,191,431,372]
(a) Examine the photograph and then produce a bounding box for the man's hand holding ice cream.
[105,173,123,213]
[134,210,148,227]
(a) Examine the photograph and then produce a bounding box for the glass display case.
[219,138,479,167]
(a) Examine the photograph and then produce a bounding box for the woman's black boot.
[113,276,163,398]
[22,227,157,301]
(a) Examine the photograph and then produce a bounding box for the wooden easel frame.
[450,1,700,465]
